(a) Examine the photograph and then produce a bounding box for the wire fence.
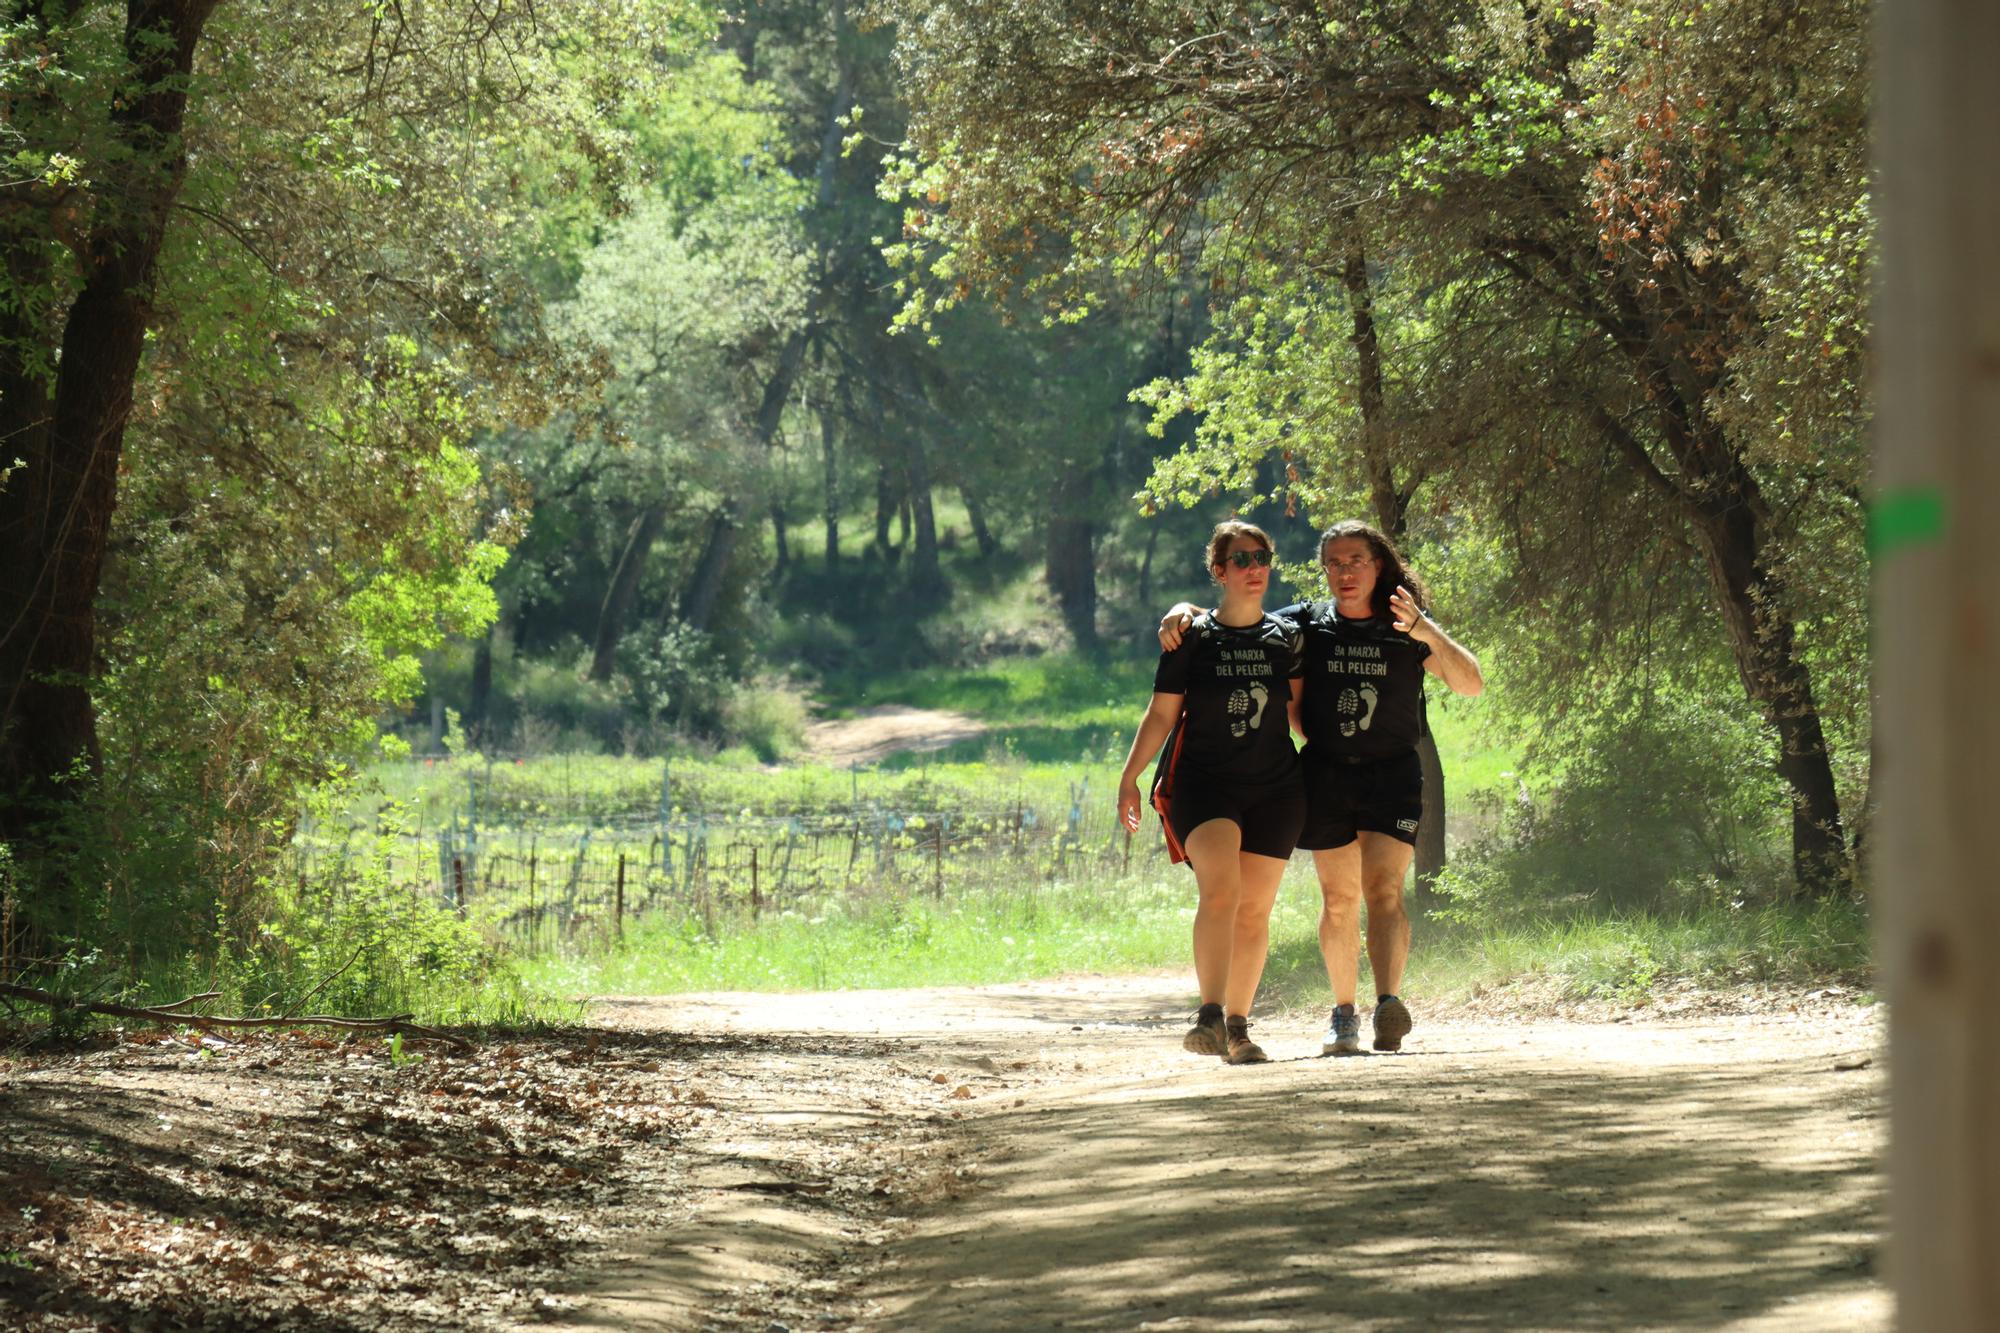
[292,763,1162,953]
[291,755,1512,955]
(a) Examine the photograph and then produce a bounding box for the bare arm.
[1287,677,1305,741]
[1157,602,1206,651]
[1390,585,1484,697]
[1117,691,1185,831]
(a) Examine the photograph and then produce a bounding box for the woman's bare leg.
[1222,851,1289,1018]
[1182,819,1246,1005]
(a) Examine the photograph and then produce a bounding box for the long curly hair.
[1319,519,1429,618]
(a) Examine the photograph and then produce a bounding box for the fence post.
[933,822,945,898]
[615,853,626,942]
[750,845,761,917]
[452,856,465,915]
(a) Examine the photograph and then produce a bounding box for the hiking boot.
[1225,1015,1270,1065]
[1322,1003,1362,1056]
[1373,995,1413,1052]
[1183,1003,1228,1057]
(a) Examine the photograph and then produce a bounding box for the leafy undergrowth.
[0,1027,687,1330]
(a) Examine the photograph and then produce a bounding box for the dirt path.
[560,978,1888,1331]
[798,705,989,767]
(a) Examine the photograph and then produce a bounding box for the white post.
[1875,0,2000,1326]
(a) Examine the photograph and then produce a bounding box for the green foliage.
[1412,901,1873,1006]
[878,0,1872,895]
[227,802,551,1025]
[721,675,812,764]
[1432,681,1790,920]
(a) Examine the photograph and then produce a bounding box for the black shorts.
[1167,771,1306,861]
[1297,749,1423,850]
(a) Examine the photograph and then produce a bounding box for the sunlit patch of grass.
[1403,898,1873,1007]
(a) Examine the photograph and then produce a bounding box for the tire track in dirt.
[556,979,1888,1331]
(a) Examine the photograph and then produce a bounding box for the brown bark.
[1592,394,1851,894]
[680,329,807,632]
[770,499,790,574]
[1683,478,1849,894]
[904,432,943,600]
[873,463,898,555]
[677,510,741,633]
[1046,461,1100,652]
[962,484,996,558]
[1341,251,1424,538]
[0,1,221,836]
[590,502,669,682]
[1343,249,1441,890]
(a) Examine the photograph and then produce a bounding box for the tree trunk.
[962,484,996,558]
[0,0,221,838]
[1684,488,1849,894]
[590,502,668,682]
[874,463,897,556]
[1344,248,1440,888]
[1046,462,1099,653]
[680,329,807,632]
[677,510,741,633]
[903,434,943,601]
[469,631,494,742]
[771,499,790,575]
[821,406,840,569]
[1342,251,1423,537]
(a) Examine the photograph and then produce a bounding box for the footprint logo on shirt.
[1228,682,1271,738]
[1337,683,1380,737]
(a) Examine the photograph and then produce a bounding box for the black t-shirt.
[1153,612,1304,785]
[1280,600,1433,759]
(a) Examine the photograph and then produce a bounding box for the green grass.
[518,860,1328,996]
[511,853,1869,1011]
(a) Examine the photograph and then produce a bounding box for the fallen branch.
[0,982,474,1052]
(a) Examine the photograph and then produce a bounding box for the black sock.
[1378,994,1396,1006]
[1196,1002,1223,1023]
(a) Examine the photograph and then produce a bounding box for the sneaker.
[1321,1003,1362,1056]
[1183,1002,1228,1056]
[1224,1015,1270,1065]
[1373,995,1413,1052]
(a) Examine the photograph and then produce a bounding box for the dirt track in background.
[797,705,989,767]
[561,977,1888,1331]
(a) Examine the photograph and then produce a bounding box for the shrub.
[722,674,812,763]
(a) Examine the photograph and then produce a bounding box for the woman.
[1118,520,1305,1065]
[1160,519,1483,1055]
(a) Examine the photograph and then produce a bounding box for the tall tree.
[881,0,1869,894]
[0,0,221,832]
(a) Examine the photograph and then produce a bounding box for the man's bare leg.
[1357,831,1417,1049]
[1312,844,1364,1006]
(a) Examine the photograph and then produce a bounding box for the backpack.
[1146,613,1215,866]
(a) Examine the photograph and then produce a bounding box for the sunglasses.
[1223,549,1274,569]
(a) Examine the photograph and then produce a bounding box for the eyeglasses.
[1224,549,1274,569]
[1322,556,1377,574]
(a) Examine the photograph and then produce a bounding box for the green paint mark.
[1868,488,1947,560]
